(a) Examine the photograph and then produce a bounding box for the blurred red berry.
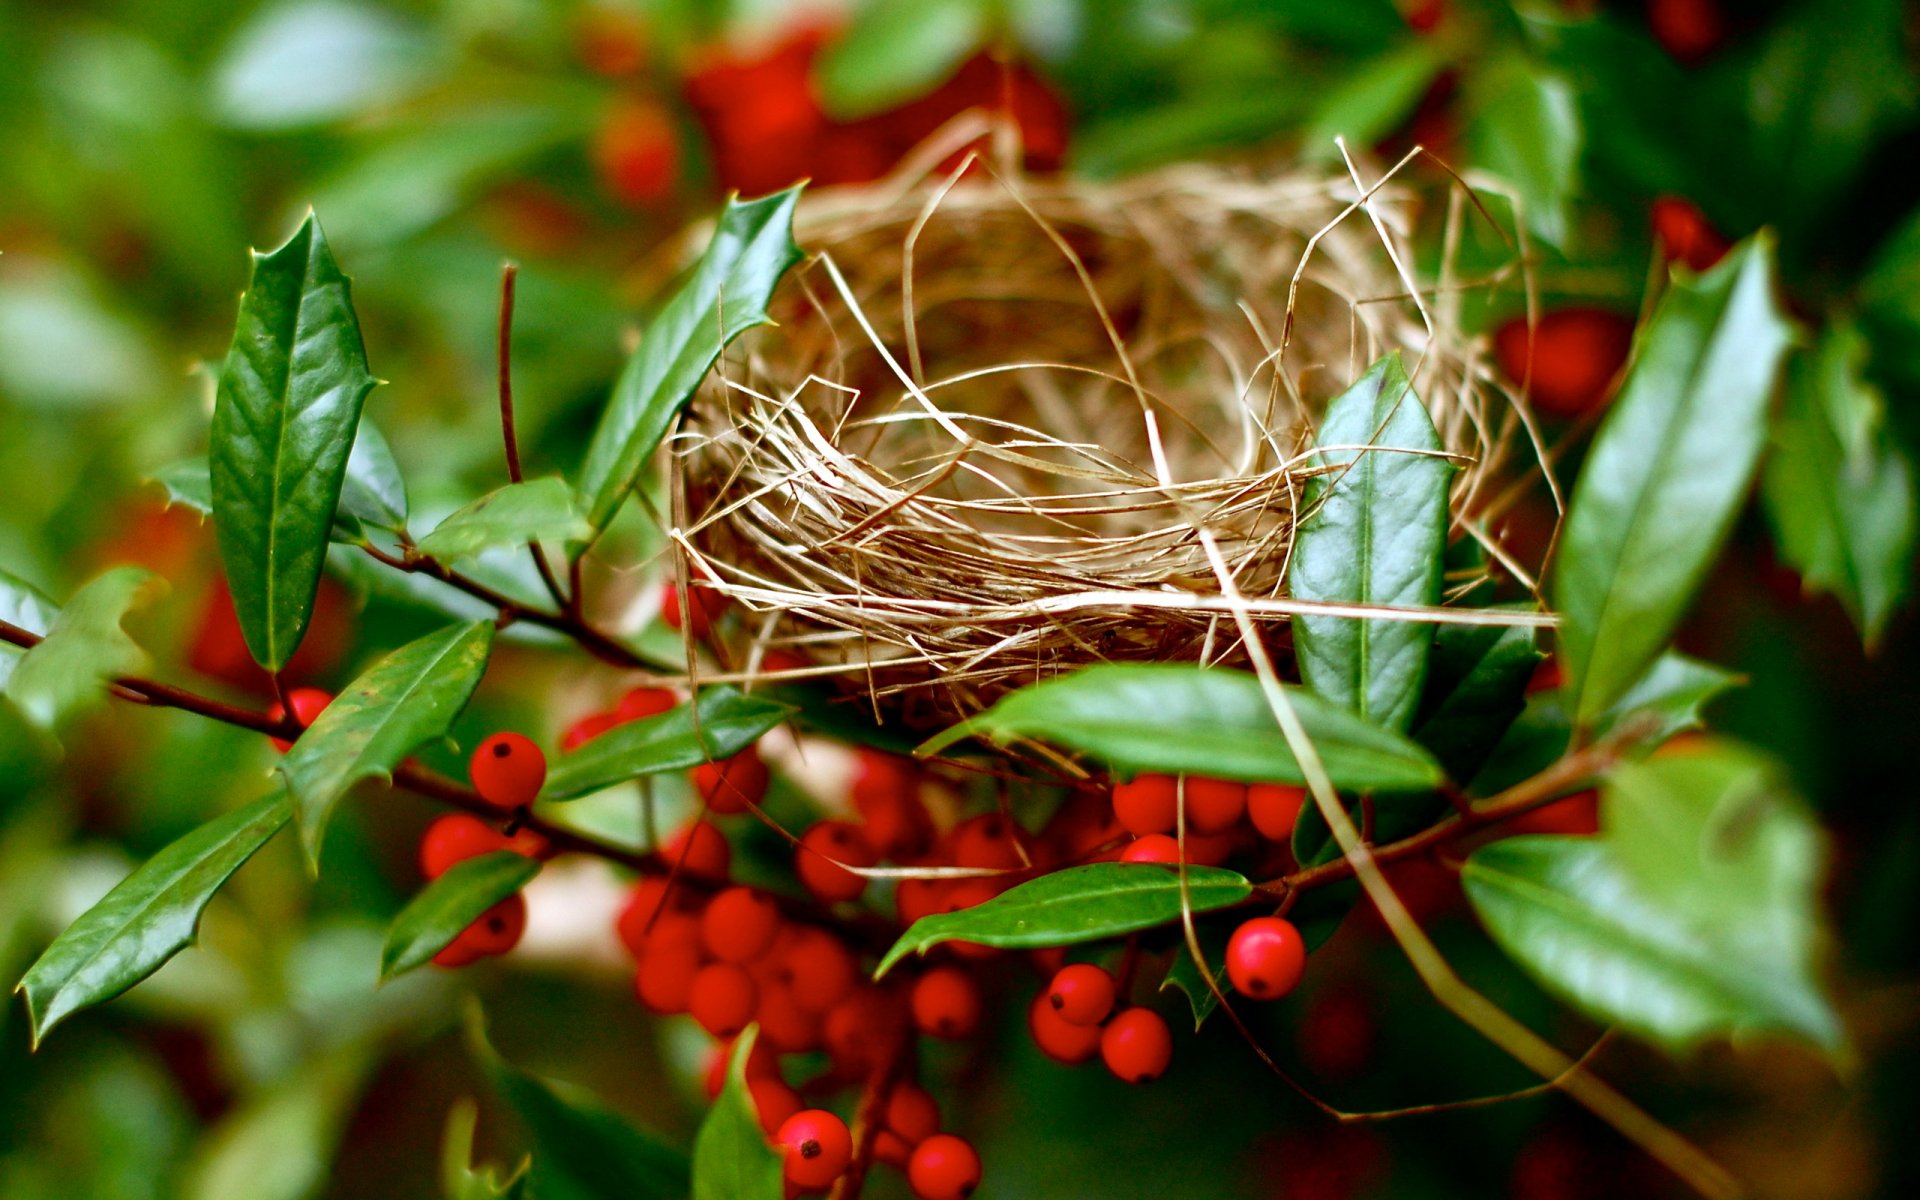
[573,5,649,76]
[911,966,983,1039]
[748,1075,803,1137]
[701,886,782,963]
[907,1133,982,1200]
[796,820,877,902]
[634,936,703,1014]
[690,961,759,1036]
[1649,0,1726,64]
[782,926,859,1013]
[419,814,542,878]
[562,711,620,751]
[266,686,333,752]
[692,745,770,815]
[1493,308,1635,419]
[1045,963,1117,1027]
[885,1081,941,1145]
[664,819,732,880]
[1184,777,1248,835]
[1248,784,1307,842]
[616,685,679,723]
[1112,774,1178,836]
[593,99,680,208]
[433,894,527,967]
[1651,196,1731,272]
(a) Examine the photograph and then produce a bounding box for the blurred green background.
[3,1,1918,1197]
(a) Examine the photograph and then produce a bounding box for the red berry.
[1651,196,1730,272]
[947,812,1024,870]
[756,978,825,1053]
[615,876,691,956]
[824,988,905,1076]
[267,686,333,751]
[1248,784,1307,842]
[938,879,1003,960]
[1100,1007,1172,1084]
[470,732,547,809]
[664,819,731,880]
[749,1075,803,1137]
[1111,774,1177,836]
[692,745,770,815]
[1027,991,1102,1064]
[1183,777,1247,835]
[1045,963,1116,1027]
[1120,835,1181,864]
[782,926,858,1013]
[796,821,877,903]
[776,1109,852,1192]
[907,1133,981,1200]
[885,1081,941,1145]
[875,1129,915,1171]
[616,686,679,723]
[1649,0,1725,64]
[660,580,725,638]
[419,814,509,878]
[592,98,680,207]
[1493,309,1635,420]
[894,877,952,927]
[562,711,619,751]
[701,886,782,964]
[1226,917,1308,1000]
[433,894,527,967]
[689,962,758,1037]
[910,966,982,1039]
[634,936,703,1014]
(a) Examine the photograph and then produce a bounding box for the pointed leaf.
[875,863,1251,977]
[542,687,793,801]
[280,622,494,865]
[1761,323,1915,647]
[922,664,1445,793]
[416,478,591,564]
[441,1099,531,1200]
[470,1008,689,1200]
[4,566,161,733]
[692,1028,784,1200]
[210,212,378,671]
[155,423,405,542]
[381,851,541,981]
[1412,614,1543,782]
[577,188,805,532]
[1465,54,1582,247]
[1159,924,1232,1031]
[1552,236,1792,728]
[15,792,290,1045]
[1289,352,1453,733]
[0,568,59,689]
[814,0,986,119]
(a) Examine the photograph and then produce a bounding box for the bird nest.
[670,151,1546,731]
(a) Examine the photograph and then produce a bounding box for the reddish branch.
[494,262,570,612]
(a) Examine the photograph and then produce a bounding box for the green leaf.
[0,568,60,690]
[691,1027,784,1200]
[1411,615,1543,783]
[1289,353,1453,733]
[279,622,494,866]
[543,687,793,801]
[182,1052,373,1200]
[416,478,590,564]
[441,1099,531,1200]
[381,852,541,981]
[210,212,378,671]
[1298,40,1445,163]
[1464,53,1582,247]
[875,863,1252,977]
[15,792,290,1046]
[1552,236,1792,729]
[1290,789,1451,873]
[577,188,805,532]
[1463,744,1842,1055]
[1861,206,1920,386]
[927,663,1445,794]
[4,566,161,734]
[1159,925,1232,1031]
[1761,324,1915,647]
[815,0,987,119]
[471,1008,690,1200]
[154,421,405,542]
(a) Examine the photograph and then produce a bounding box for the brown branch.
[495,261,569,612]
[827,1027,910,1200]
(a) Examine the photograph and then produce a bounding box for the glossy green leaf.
[15,792,291,1046]
[155,420,404,543]
[691,1027,783,1200]
[876,863,1252,977]
[1464,744,1841,1055]
[210,212,378,671]
[1761,324,1915,647]
[1465,53,1582,247]
[1552,236,1792,729]
[1298,41,1444,162]
[1159,925,1232,1031]
[416,478,590,564]
[1411,615,1543,783]
[815,0,986,119]
[924,664,1445,795]
[4,566,161,734]
[0,568,59,690]
[470,1007,689,1200]
[577,188,805,532]
[380,851,540,981]
[1289,353,1452,733]
[279,622,494,866]
[542,687,792,801]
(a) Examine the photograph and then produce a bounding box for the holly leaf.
[691,1027,784,1200]
[577,188,805,532]
[922,664,1445,793]
[875,863,1252,977]
[1289,352,1453,734]
[1159,924,1232,1031]
[416,478,591,564]
[1761,323,1915,647]
[4,566,162,734]
[542,687,792,801]
[1463,743,1842,1056]
[1298,40,1445,162]
[815,0,986,120]
[210,212,378,671]
[15,792,291,1046]
[1411,615,1543,783]
[380,851,541,981]
[154,420,405,543]
[1552,236,1792,729]
[279,622,494,867]
[0,568,59,690]
[469,1008,689,1200]
[1464,53,1582,247]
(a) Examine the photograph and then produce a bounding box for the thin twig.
[495,262,569,611]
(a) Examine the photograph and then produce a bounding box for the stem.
[495,262,569,611]
[828,1028,909,1200]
